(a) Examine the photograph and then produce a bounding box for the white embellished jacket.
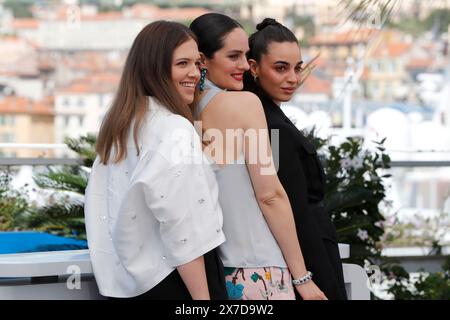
[84,96,225,298]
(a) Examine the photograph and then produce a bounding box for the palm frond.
[299,52,320,87]
[14,202,86,239]
[339,0,401,29]
[64,133,97,168]
[34,169,88,195]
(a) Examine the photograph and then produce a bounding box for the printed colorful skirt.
[224,266,295,300]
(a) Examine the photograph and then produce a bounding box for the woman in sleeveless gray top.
[190,13,327,300]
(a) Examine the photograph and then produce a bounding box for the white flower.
[357,228,369,241]
[340,156,364,170]
[351,157,364,169]
[383,200,394,209]
[374,221,383,228]
[340,157,352,169]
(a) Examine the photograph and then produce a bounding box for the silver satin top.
[196,79,287,268]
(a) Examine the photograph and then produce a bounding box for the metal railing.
[2,157,450,167]
[1,151,449,276]
[0,158,82,166]
[390,160,450,167]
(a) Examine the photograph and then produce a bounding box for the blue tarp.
[0,232,87,254]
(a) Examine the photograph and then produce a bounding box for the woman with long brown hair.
[84,21,227,300]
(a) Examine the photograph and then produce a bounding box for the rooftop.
[309,28,378,46]
[11,18,39,30]
[57,72,120,95]
[300,73,332,95]
[0,96,54,116]
[370,43,412,58]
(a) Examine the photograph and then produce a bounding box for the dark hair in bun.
[256,18,280,31]
[248,18,297,63]
[243,18,298,92]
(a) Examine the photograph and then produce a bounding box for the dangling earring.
[253,74,258,82]
[199,68,207,91]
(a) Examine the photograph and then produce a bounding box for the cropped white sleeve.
[144,161,224,266]
[112,116,225,268]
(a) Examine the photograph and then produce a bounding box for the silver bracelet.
[292,271,313,286]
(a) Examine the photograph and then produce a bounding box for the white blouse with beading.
[84,96,225,298]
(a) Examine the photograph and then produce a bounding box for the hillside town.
[0,0,449,155]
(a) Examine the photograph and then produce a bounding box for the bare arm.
[237,93,327,300]
[176,256,210,300]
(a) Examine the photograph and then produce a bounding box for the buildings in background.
[0,0,449,151]
[0,3,213,154]
[398,0,450,20]
[0,96,54,157]
[54,72,117,154]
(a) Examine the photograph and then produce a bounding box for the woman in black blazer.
[244,18,347,300]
